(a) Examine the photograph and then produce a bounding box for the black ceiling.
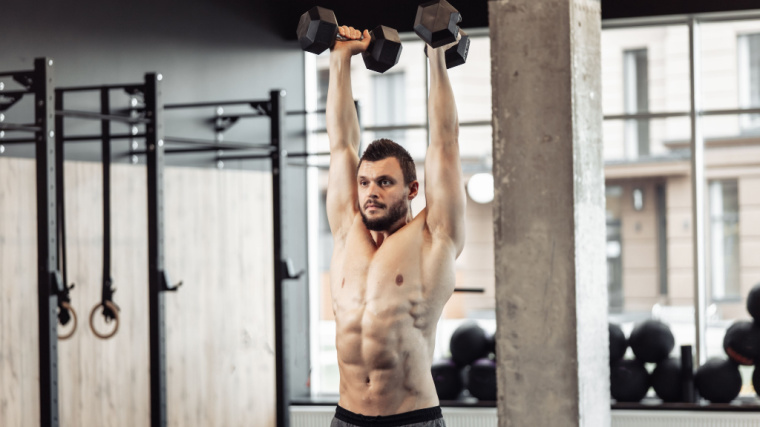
[264,0,760,40]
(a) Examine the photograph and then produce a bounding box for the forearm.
[427,49,459,145]
[327,52,361,152]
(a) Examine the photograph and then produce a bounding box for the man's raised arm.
[424,43,466,255]
[325,27,370,239]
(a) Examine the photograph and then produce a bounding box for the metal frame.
[34,57,60,427]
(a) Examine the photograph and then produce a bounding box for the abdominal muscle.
[334,303,440,415]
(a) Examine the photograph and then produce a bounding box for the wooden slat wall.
[0,158,275,427]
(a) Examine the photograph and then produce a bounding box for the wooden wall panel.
[0,157,275,427]
[0,158,40,427]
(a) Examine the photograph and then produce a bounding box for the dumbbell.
[296,6,403,73]
[414,0,470,68]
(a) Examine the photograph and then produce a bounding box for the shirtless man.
[326,24,465,427]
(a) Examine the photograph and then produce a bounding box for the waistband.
[335,405,443,427]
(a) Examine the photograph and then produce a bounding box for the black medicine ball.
[431,358,464,400]
[610,359,650,402]
[651,357,682,402]
[467,358,497,401]
[449,321,488,366]
[694,358,742,404]
[753,365,759,397]
[748,283,760,321]
[629,319,675,363]
[609,323,627,364]
[723,321,760,365]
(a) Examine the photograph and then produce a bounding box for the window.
[623,49,650,158]
[738,33,760,133]
[606,186,624,313]
[372,72,406,144]
[708,180,741,300]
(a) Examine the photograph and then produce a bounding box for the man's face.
[356,157,413,231]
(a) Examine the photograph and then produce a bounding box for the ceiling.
[265,0,760,40]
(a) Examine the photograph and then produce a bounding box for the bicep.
[424,140,466,253]
[326,146,359,237]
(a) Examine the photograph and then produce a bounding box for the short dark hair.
[358,139,417,185]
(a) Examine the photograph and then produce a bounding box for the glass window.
[738,32,760,133]
[623,49,650,157]
[708,180,741,300]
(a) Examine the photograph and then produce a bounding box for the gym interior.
[2,0,760,426]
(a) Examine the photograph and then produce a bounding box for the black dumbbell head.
[449,321,488,367]
[610,359,650,402]
[748,283,760,321]
[297,6,339,54]
[445,30,470,68]
[723,320,760,365]
[695,358,742,403]
[609,323,628,365]
[431,358,464,400]
[362,26,403,73]
[414,0,462,48]
[651,357,682,402]
[629,319,675,363]
[467,358,497,401]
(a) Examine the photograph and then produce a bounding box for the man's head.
[356,139,419,231]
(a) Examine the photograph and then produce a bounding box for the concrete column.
[489,1,609,426]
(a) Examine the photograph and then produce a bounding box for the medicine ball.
[694,358,742,404]
[629,319,675,363]
[610,359,650,402]
[467,358,497,401]
[609,323,627,364]
[753,365,759,397]
[650,357,682,402]
[450,321,488,366]
[431,358,464,400]
[748,283,760,321]
[723,321,760,365]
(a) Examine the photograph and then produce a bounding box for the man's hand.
[332,26,371,57]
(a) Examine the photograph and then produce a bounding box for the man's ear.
[408,181,419,200]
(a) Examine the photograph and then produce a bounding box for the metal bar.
[56,109,151,124]
[163,136,274,150]
[0,89,33,96]
[285,109,327,116]
[311,120,489,134]
[131,146,270,155]
[145,73,168,427]
[0,123,42,132]
[0,70,33,77]
[64,133,147,142]
[55,83,144,93]
[164,99,270,109]
[701,107,760,116]
[55,84,68,323]
[101,89,112,296]
[286,151,330,158]
[217,154,272,161]
[271,89,289,427]
[688,18,707,368]
[603,111,690,120]
[35,57,59,427]
[602,9,760,29]
[0,138,35,144]
[453,288,486,293]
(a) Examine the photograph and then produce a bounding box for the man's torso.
[330,209,456,416]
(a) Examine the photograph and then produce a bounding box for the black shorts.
[330,405,446,427]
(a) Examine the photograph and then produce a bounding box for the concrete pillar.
[488,1,609,426]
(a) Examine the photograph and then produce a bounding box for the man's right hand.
[332,26,371,57]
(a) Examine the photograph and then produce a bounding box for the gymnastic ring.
[57,301,77,341]
[89,300,120,340]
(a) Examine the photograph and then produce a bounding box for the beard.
[360,199,408,231]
